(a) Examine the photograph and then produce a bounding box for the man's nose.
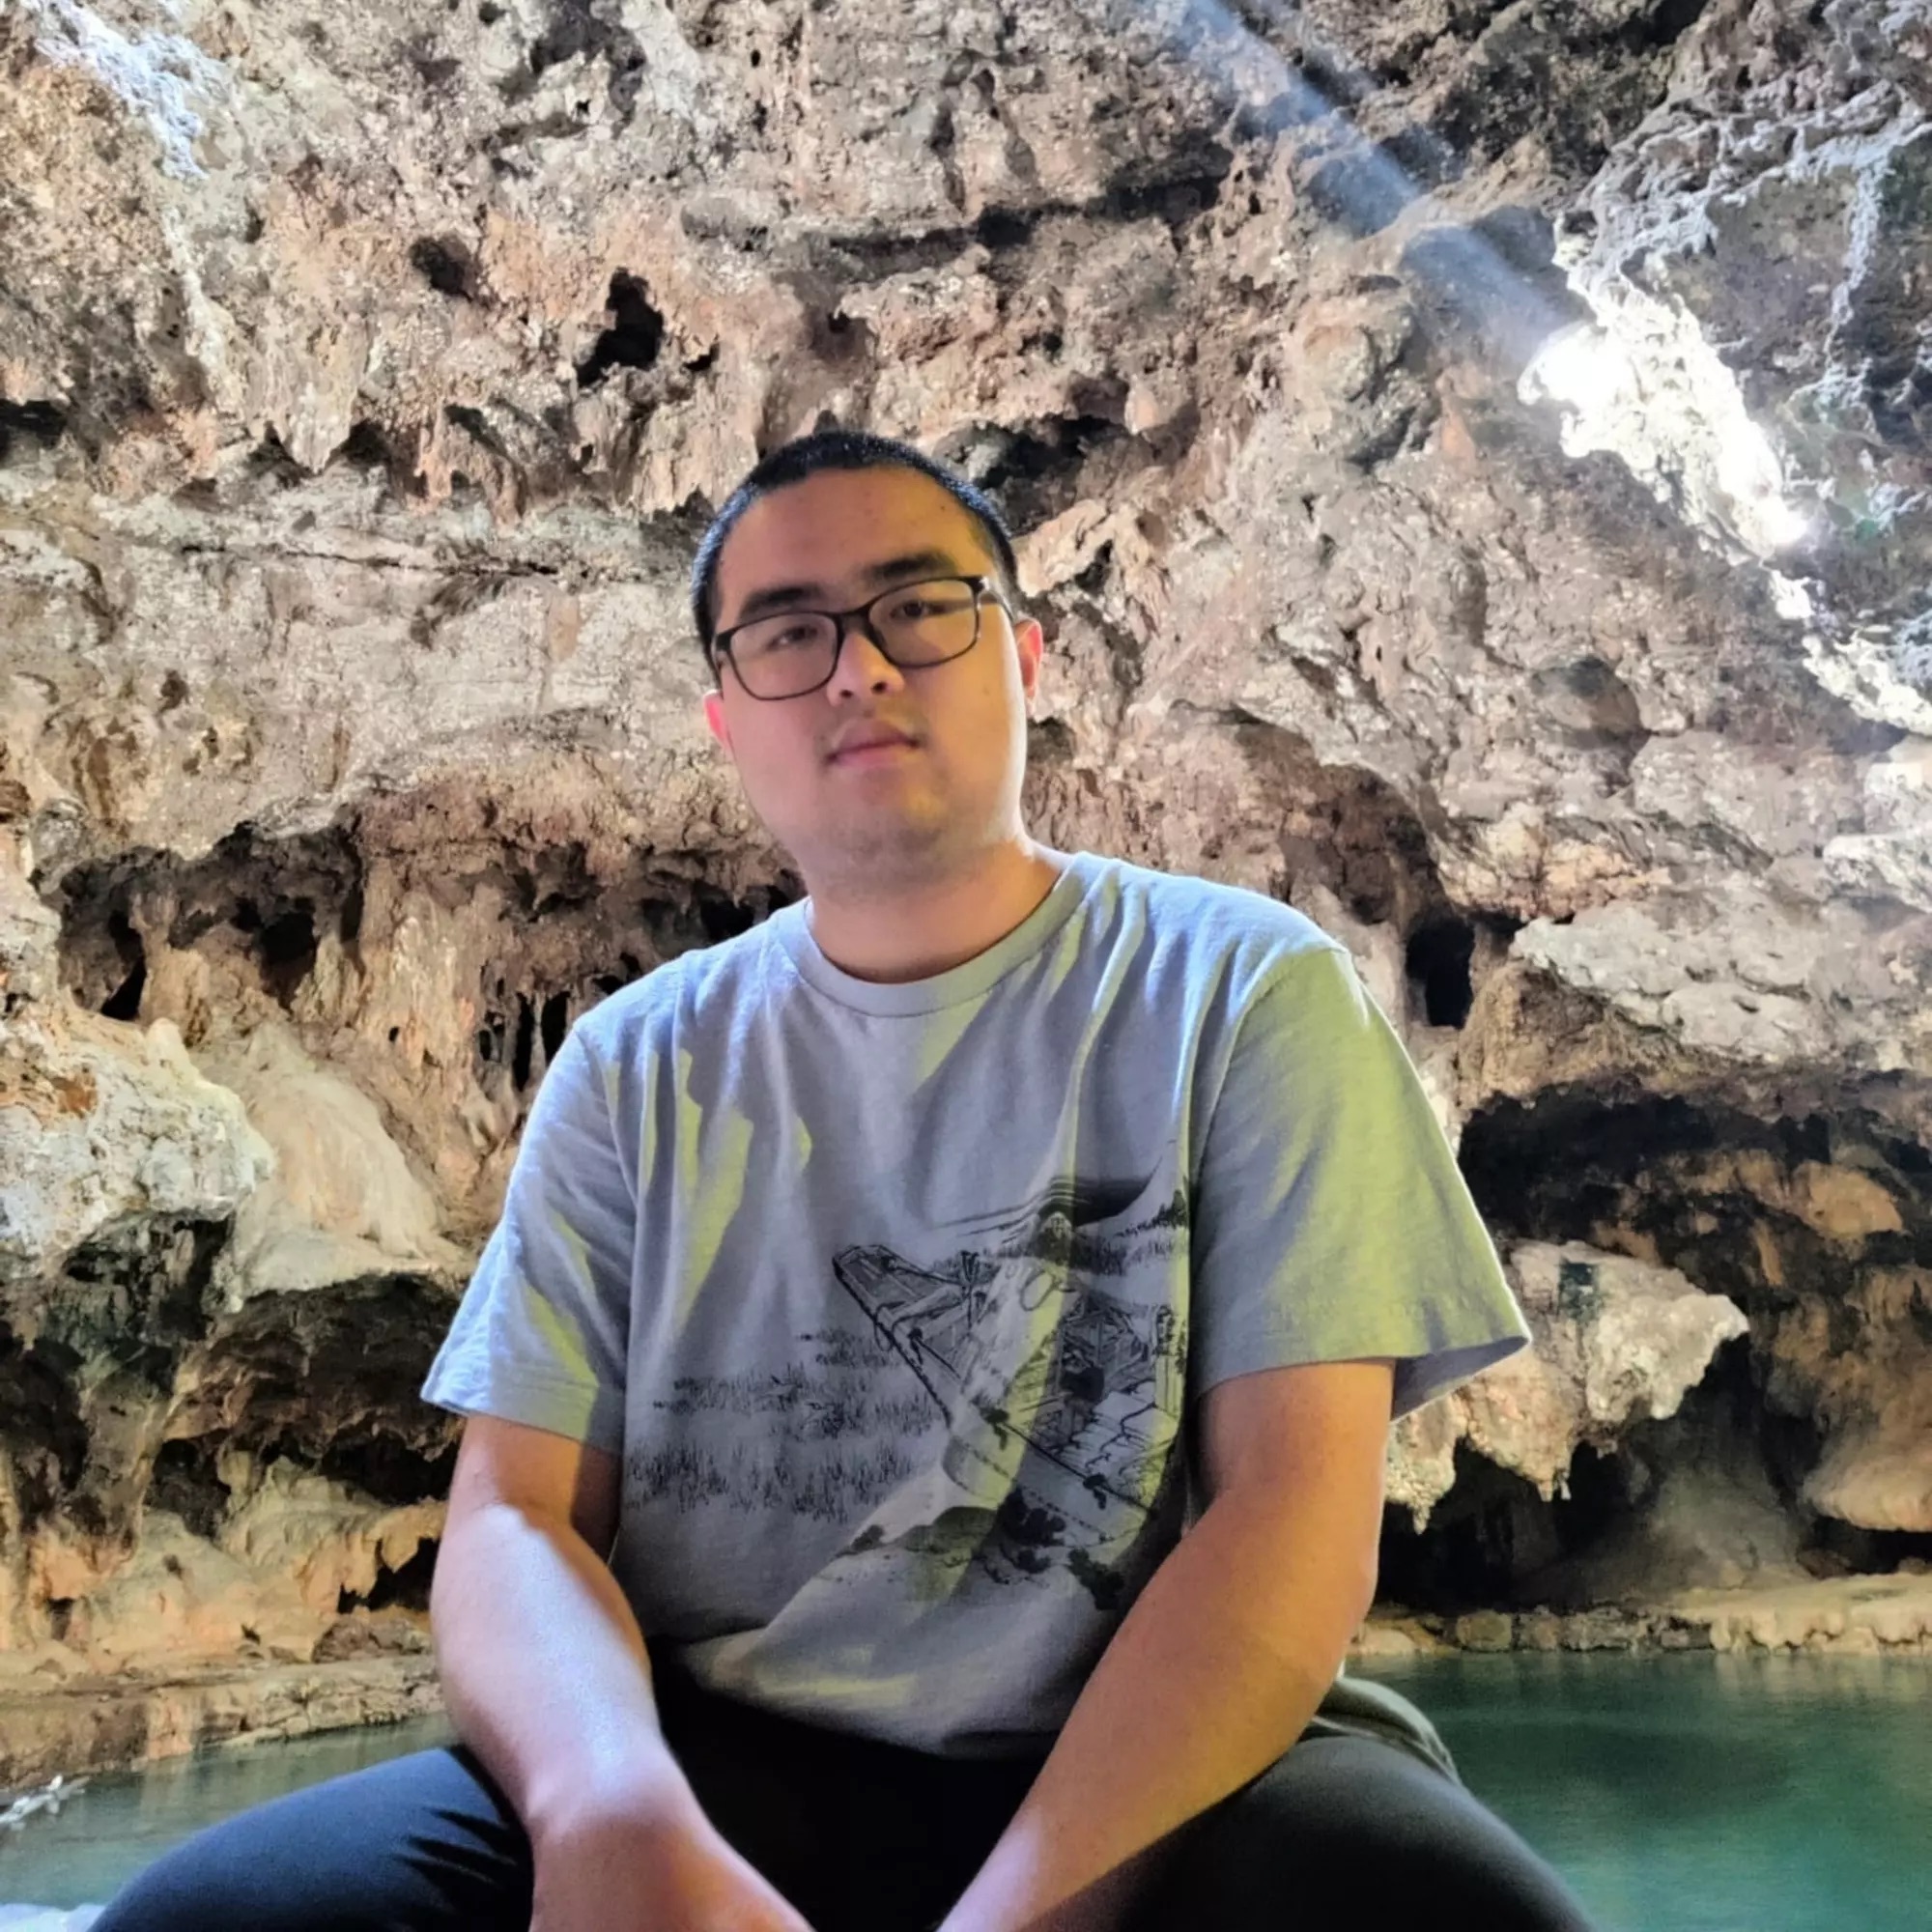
[827,617,906,699]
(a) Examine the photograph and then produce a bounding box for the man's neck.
[802,836,1065,984]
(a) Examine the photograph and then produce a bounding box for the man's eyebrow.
[726,549,972,627]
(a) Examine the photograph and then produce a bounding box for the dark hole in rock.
[1094,148,1234,235]
[1460,1093,1732,1236]
[696,891,759,946]
[525,0,646,91]
[317,1434,457,1507]
[978,416,1122,492]
[575,271,665,387]
[410,235,479,298]
[60,1220,224,1396]
[0,398,69,464]
[100,912,147,1021]
[592,951,647,998]
[248,431,308,486]
[1406,915,1477,1028]
[444,403,509,459]
[339,419,395,468]
[1799,1516,1932,1578]
[1639,0,1712,48]
[1532,658,1646,746]
[149,1437,230,1541]
[0,1325,89,1523]
[1378,1447,1572,1613]
[1027,717,1075,768]
[45,1597,74,1642]
[258,906,318,1009]
[974,207,1034,250]
[512,994,538,1088]
[540,989,570,1065]
[339,1537,440,1614]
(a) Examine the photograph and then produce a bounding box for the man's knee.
[1145,1736,1598,1931]
[89,1745,531,1932]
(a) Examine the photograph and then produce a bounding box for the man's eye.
[889,592,964,621]
[762,623,819,650]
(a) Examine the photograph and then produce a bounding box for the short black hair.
[689,429,1021,663]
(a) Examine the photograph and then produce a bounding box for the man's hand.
[531,1789,813,1932]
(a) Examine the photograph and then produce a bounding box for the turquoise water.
[4,1657,1929,1925]
[0,1716,455,1912]
[1376,1653,1932,1932]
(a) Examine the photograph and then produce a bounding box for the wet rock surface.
[2,0,1929,1774]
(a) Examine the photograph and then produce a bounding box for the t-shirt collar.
[768,846,1097,1016]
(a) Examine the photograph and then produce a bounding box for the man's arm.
[940,1356,1394,1932]
[431,1413,811,1932]
[431,1413,681,1832]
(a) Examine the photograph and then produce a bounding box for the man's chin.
[789,809,963,885]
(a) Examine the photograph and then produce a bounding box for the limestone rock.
[1388,1242,1750,1523]
[0,1652,442,1789]
[190,1022,464,1300]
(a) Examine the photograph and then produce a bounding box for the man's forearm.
[430,1500,693,1840]
[944,1488,1378,1932]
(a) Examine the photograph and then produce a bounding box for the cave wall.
[3,0,1931,1751]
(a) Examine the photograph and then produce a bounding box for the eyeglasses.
[711,575,1009,701]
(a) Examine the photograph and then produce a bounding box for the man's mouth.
[827,725,919,764]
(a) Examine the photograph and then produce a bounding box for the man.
[97,431,1598,1931]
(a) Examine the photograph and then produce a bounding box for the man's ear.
[702,687,732,752]
[1015,615,1045,705]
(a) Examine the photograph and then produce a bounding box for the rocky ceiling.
[2,0,1931,1751]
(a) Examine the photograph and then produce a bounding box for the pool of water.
[0,1716,455,1913]
[1375,1652,1932,1932]
[3,1656,1929,1926]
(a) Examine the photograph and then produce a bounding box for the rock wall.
[3,0,1930,1768]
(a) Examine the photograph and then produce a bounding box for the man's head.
[693,431,1044,895]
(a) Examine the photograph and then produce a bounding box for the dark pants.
[94,1678,1600,1931]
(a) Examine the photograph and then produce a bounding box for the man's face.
[702,467,1044,889]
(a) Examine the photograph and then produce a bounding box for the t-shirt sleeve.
[1189,945,1528,1417]
[420,1024,634,1452]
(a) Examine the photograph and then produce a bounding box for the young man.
[97,433,1598,1931]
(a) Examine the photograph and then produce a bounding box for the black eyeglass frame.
[708,574,1011,700]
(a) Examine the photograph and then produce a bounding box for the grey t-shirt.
[422,849,1526,1756]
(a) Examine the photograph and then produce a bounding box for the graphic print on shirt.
[636,1169,1189,1605]
[834,1174,1188,1508]
[830,1170,1191,1606]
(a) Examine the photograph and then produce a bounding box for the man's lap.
[92,1701,1596,1932]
